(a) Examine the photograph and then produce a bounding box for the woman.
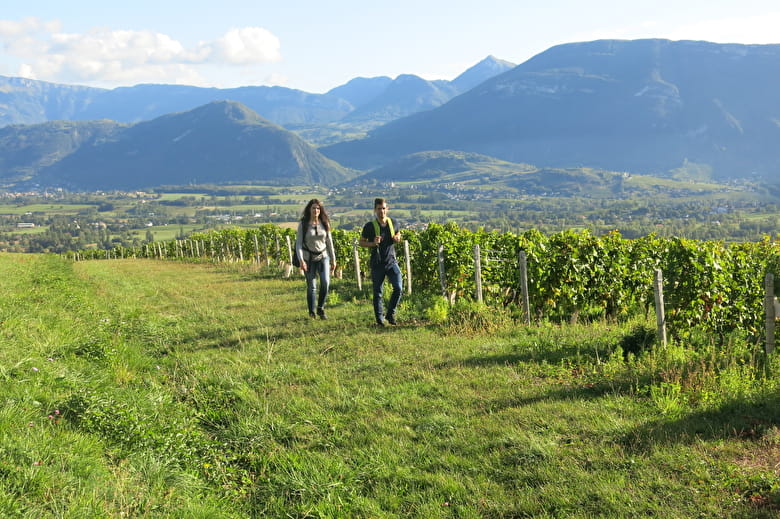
[295,199,337,319]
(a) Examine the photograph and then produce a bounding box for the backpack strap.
[372,217,394,238]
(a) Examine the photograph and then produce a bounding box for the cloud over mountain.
[0,17,281,86]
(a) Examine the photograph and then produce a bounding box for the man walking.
[359,198,403,326]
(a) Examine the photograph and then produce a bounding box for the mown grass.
[1,253,779,518]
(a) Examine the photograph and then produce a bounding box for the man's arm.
[359,222,378,248]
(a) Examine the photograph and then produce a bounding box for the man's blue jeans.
[371,262,402,323]
[305,256,330,315]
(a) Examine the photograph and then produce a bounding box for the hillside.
[357,150,743,198]
[0,119,125,187]
[0,75,104,123]
[321,39,780,181]
[25,101,355,190]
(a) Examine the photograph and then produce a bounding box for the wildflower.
[31,367,38,372]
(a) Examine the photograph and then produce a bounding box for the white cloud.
[0,17,60,38]
[212,27,281,64]
[0,18,282,86]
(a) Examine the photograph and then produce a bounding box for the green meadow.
[1,253,778,517]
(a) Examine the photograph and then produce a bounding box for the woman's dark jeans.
[305,256,330,314]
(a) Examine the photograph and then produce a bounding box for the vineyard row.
[67,223,780,343]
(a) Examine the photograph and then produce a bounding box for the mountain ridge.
[0,55,515,129]
[12,101,355,190]
[321,39,780,181]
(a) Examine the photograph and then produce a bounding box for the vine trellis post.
[653,269,667,348]
[353,241,362,291]
[438,244,449,302]
[284,235,293,278]
[404,240,412,295]
[765,273,775,355]
[519,251,530,325]
[474,244,483,303]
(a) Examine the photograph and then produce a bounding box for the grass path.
[0,254,777,517]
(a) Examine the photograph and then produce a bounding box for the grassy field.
[1,254,779,517]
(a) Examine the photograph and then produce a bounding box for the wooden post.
[263,236,270,266]
[474,244,483,303]
[237,239,244,262]
[765,273,775,355]
[353,240,362,291]
[438,244,449,302]
[519,251,530,325]
[253,235,260,264]
[284,235,293,278]
[404,240,412,295]
[654,269,667,348]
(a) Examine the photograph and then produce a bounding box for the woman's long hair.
[301,199,331,232]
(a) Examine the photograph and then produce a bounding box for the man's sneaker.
[386,314,397,325]
[309,312,316,319]
[375,320,385,327]
[317,308,327,320]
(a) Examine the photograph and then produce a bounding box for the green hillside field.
[1,253,779,517]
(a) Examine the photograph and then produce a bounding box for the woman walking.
[295,199,337,319]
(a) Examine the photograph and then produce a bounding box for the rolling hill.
[15,101,356,190]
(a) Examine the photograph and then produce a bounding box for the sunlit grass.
[0,254,777,517]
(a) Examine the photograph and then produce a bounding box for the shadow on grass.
[625,392,780,449]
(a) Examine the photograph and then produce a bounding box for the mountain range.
[0,56,514,128]
[322,39,780,181]
[2,40,780,191]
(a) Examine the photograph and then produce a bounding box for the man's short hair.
[374,197,386,208]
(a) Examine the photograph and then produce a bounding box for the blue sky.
[1,0,779,93]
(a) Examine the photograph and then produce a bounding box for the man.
[359,198,403,326]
